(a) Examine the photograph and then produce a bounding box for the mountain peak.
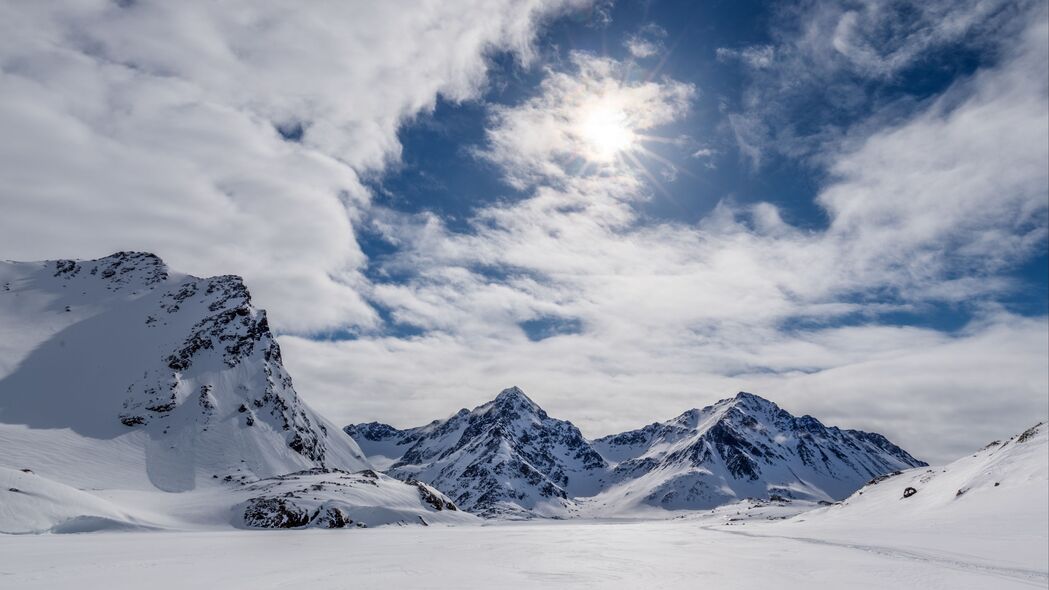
[492,386,537,408]
[732,391,771,405]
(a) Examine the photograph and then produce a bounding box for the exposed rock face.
[408,480,458,511]
[237,468,468,529]
[242,497,311,529]
[117,269,332,464]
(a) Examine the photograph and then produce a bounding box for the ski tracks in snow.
[706,525,1049,587]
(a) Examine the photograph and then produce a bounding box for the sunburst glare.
[577,104,636,161]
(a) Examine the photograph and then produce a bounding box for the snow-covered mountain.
[0,252,467,532]
[0,252,368,489]
[587,392,926,513]
[346,387,609,517]
[347,389,925,518]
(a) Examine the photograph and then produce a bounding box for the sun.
[577,104,636,161]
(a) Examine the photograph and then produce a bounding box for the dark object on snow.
[242,497,310,528]
[120,415,146,426]
[408,479,458,511]
[1017,423,1044,443]
[8,487,21,493]
[309,506,350,529]
[994,482,1001,487]
[902,486,918,498]
[20,468,33,474]
[865,470,903,487]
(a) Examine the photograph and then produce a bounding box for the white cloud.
[0,0,587,332]
[479,52,694,187]
[624,24,667,59]
[625,38,660,59]
[716,45,775,69]
[282,314,1048,464]
[293,11,1047,462]
[720,0,1029,165]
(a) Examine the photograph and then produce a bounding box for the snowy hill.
[0,466,157,534]
[788,421,1047,528]
[346,387,609,517]
[0,252,461,532]
[741,422,1049,577]
[586,392,926,513]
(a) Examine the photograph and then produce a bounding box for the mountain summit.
[346,387,608,517]
[589,391,926,512]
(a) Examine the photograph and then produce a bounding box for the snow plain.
[1,518,1045,590]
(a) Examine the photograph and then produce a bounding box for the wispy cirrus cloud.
[718,0,1034,166]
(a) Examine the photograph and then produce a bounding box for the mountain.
[0,252,471,532]
[348,389,926,518]
[587,392,927,513]
[346,387,609,517]
[0,252,368,490]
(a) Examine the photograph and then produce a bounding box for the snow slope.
[737,422,1049,575]
[347,387,609,517]
[0,252,452,531]
[0,467,155,534]
[585,391,927,514]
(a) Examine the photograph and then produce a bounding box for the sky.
[1,0,1046,463]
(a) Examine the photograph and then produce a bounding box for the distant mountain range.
[0,252,936,527]
[346,388,926,517]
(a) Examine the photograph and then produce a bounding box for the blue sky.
[1,0,1046,461]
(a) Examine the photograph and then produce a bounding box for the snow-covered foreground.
[1,519,1045,590]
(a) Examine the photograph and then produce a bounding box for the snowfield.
[0,519,1045,590]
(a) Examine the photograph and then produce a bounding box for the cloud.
[625,24,667,59]
[716,45,775,69]
[297,9,1047,462]
[282,313,1047,464]
[719,0,1033,165]
[478,52,694,188]
[0,0,587,332]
